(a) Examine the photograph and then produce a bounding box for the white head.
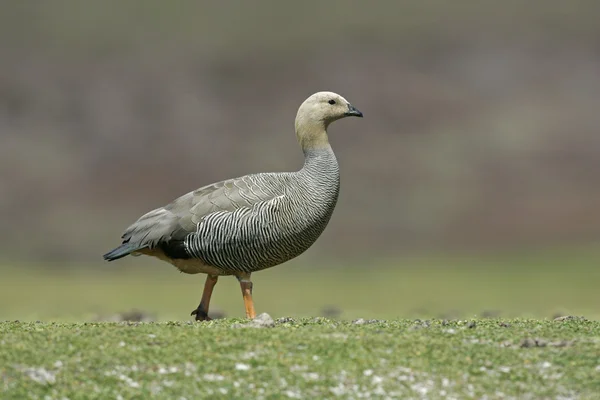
[295,91,363,150]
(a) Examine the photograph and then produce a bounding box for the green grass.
[1,318,599,399]
[2,252,599,398]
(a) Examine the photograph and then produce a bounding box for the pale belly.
[137,248,226,275]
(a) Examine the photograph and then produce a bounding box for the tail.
[103,243,141,261]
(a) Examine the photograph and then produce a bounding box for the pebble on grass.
[235,363,251,371]
[232,313,275,329]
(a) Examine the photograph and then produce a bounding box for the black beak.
[345,104,363,118]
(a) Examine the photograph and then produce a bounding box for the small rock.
[235,363,251,371]
[498,321,512,328]
[231,313,276,329]
[352,318,366,325]
[467,321,477,329]
[22,367,56,385]
[251,313,275,328]
[231,313,275,328]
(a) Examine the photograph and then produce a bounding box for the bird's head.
[296,91,363,130]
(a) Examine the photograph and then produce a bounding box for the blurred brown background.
[0,2,599,263]
[1,1,600,320]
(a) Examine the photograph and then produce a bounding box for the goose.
[103,91,363,320]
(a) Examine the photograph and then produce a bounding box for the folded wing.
[103,174,286,261]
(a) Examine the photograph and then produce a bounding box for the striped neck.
[296,122,339,187]
[299,145,339,186]
[298,144,340,223]
[302,146,336,166]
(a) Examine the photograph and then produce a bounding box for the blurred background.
[1,0,599,321]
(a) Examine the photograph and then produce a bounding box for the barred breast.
[183,148,340,273]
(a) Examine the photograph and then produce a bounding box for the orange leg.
[236,273,256,319]
[190,274,219,321]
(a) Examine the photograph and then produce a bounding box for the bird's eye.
[328,99,336,105]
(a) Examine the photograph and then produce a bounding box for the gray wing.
[103,173,288,260]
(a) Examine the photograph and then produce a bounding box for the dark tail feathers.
[103,243,140,261]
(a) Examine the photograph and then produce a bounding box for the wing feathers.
[104,173,287,260]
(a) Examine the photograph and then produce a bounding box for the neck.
[297,125,338,176]
[295,120,332,155]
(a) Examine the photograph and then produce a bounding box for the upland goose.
[103,91,363,320]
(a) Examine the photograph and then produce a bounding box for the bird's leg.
[190,274,219,321]
[236,273,256,319]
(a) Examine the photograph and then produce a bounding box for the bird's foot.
[190,307,212,321]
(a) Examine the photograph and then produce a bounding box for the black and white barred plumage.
[104,148,340,274]
[182,149,339,273]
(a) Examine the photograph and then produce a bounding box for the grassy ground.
[1,318,599,399]
[1,251,599,398]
